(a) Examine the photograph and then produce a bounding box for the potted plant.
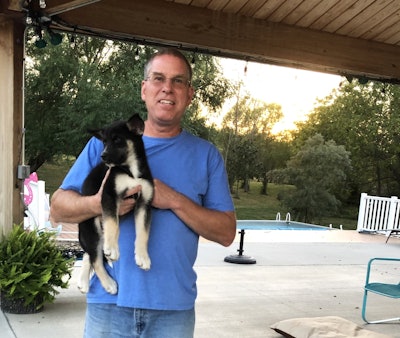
[0,224,73,314]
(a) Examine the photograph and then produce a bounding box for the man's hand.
[151,179,177,210]
[119,186,142,215]
[150,178,236,246]
[97,169,142,216]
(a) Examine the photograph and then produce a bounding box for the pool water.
[237,220,329,231]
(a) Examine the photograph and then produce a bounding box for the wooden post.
[357,193,367,232]
[387,196,398,232]
[0,17,25,238]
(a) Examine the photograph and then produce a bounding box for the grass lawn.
[37,161,359,230]
[36,159,74,195]
[232,182,291,220]
[233,182,358,229]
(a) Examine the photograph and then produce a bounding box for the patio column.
[0,17,25,238]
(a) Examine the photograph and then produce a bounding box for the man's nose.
[162,79,174,92]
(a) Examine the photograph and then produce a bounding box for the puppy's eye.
[112,136,123,144]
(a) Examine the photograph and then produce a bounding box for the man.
[50,48,236,338]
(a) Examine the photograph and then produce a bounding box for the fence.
[357,193,400,234]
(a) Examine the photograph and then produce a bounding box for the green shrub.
[0,225,73,311]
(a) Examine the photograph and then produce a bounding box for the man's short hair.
[144,48,193,81]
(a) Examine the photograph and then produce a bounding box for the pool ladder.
[276,212,291,223]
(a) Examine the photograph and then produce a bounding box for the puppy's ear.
[87,128,105,141]
[127,114,145,135]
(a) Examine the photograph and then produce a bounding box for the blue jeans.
[83,303,195,338]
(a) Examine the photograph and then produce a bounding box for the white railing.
[357,193,400,233]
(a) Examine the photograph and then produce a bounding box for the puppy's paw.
[103,245,120,261]
[102,278,118,295]
[77,279,89,294]
[135,252,151,271]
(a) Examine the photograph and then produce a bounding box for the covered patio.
[1,2,400,337]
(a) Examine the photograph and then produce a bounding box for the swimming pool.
[236,220,330,231]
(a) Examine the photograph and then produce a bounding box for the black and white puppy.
[78,114,154,294]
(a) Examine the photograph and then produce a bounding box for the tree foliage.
[294,79,400,200]
[269,134,351,223]
[24,31,233,171]
[219,92,289,195]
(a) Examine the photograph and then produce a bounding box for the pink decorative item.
[24,172,38,206]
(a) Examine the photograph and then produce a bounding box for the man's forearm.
[50,189,101,224]
[152,179,236,247]
[172,193,236,247]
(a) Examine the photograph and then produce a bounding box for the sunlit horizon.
[209,58,342,134]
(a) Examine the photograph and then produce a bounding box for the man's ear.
[141,80,147,102]
[186,85,194,106]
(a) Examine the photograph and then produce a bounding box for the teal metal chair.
[362,257,400,324]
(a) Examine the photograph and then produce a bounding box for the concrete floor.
[2,230,400,338]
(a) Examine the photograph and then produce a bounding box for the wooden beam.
[4,0,101,13]
[46,0,101,16]
[57,0,400,82]
[0,0,24,17]
[0,18,24,238]
[6,0,21,11]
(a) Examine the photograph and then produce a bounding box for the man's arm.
[152,179,236,247]
[50,186,141,225]
[50,189,101,224]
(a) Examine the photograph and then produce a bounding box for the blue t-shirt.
[60,130,234,310]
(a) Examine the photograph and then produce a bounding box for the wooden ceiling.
[3,0,400,82]
[183,0,400,47]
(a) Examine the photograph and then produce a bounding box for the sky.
[218,58,343,133]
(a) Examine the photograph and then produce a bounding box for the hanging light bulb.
[70,34,76,48]
[69,26,77,48]
[34,27,47,48]
[191,49,197,68]
[357,76,368,85]
[39,0,46,8]
[47,28,63,45]
[134,45,140,60]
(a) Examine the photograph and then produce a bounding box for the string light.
[34,26,47,48]
[47,27,63,45]
[23,0,63,48]
[69,34,75,48]
[134,45,140,60]
[69,26,77,48]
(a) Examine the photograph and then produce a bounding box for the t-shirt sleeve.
[204,146,234,212]
[60,137,103,193]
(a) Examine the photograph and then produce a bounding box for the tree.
[269,134,351,223]
[256,136,292,195]
[295,79,400,200]
[182,52,234,140]
[220,93,285,194]
[24,31,233,171]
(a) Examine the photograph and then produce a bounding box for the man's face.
[141,54,194,127]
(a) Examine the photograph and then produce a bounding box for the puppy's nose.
[101,153,109,162]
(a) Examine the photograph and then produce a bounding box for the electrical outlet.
[17,165,30,180]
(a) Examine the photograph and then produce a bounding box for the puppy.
[78,114,154,294]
